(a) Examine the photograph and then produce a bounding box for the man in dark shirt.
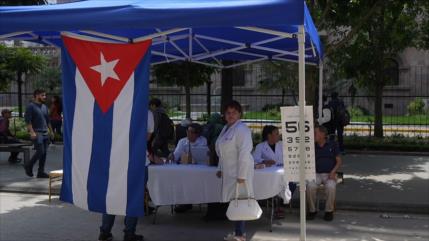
[0,109,20,163]
[306,125,342,221]
[24,89,53,178]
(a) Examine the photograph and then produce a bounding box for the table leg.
[48,177,52,202]
[270,197,274,232]
[152,206,159,224]
[23,149,30,166]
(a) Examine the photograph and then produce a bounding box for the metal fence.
[1,65,428,137]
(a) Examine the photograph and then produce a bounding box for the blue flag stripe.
[60,49,76,204]
[126,50,151,216]
[87,103,113,213]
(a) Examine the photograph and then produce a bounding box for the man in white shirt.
[169,123,207,213]
[169,123,207,163]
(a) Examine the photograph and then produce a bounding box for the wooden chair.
[48,169,63,202]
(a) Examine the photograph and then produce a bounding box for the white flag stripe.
[71,69,94,210]
[105,73,134,215]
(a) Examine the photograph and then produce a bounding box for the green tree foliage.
[0,0,46,5]
[0,45,14,90]
[307,0,427,137]
[34,66,62,93]
[153,61,217,118]
[258,61,298,105]
[8,47,46,116]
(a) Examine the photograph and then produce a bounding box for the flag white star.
[90,52,120,86]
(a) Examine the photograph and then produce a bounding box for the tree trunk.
[291,89,298,105]
[373,2,385,138]
[305,67,317,107]
[185,85,191,119]
[206,81,212,116]
[17,72,23,118]
[374,83,383,137]
[281,88,285,105]
[221,61,233,112]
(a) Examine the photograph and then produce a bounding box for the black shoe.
[306,211,317,220]
[123,233,144,241]
[36,172,49,178]
[174,204,192,213]
[24,165,33,177]
[324,212,334,221]
[8,157,21,164]
[98,232,113,241]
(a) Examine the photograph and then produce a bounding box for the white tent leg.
[298,25,306,241]
[318,62,324,121]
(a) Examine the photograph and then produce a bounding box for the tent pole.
[298,25,307,241]
[318,62,324,121]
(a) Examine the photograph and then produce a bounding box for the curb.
[289,199,429,214]
[345,150,429,156]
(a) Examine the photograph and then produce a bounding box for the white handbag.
[226,183,263,221]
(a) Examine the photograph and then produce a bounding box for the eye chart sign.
[280,106,315,183]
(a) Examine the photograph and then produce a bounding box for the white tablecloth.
[147,164,286,206]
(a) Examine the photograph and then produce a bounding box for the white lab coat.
[216,120,254,203]
[252,141,283,165]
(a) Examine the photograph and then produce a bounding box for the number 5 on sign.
[280,106,316,183]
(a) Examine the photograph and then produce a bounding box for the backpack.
[156,112,175,140]
[334,102,350,127]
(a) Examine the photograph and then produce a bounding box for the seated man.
[0,109,20,163]
[169,123,207,213]
[169,123,207,164]
[306,125,342,221]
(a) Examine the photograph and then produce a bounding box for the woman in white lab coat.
[253,125,283,167]
[216,100,254,241]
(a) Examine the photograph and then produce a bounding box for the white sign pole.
[298,24,306,241]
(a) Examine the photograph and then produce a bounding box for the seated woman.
[253,125,295,219]
[253,125,283,168]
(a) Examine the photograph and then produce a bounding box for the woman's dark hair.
[222,100,242,114]
[188,123,202,135]
[149,98,162,108]
[262,125,278,142]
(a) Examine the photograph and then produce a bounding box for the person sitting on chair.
[306,125,342,221]
[169,123,207,164]
[253,125,283,168]
[168,123,207,213]
[0,109,21,163]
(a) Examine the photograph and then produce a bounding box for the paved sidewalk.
[0,145,428,213]
[1,192,428,241]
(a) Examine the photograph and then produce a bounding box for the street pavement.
[1,145,428,213]
[0,192,428,241]
[0,145,428,241]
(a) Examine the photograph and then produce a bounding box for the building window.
[384,58,399,86]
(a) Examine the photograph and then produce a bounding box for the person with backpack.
[328,92,349,154]
[149,98,174,158]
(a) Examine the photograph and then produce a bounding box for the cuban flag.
[60,35,151,217]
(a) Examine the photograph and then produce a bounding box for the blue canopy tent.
[0,1,323,239]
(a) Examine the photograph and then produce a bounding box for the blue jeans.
[100,214,138,235]
[29,133,49,173]
[235,221,245,236]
